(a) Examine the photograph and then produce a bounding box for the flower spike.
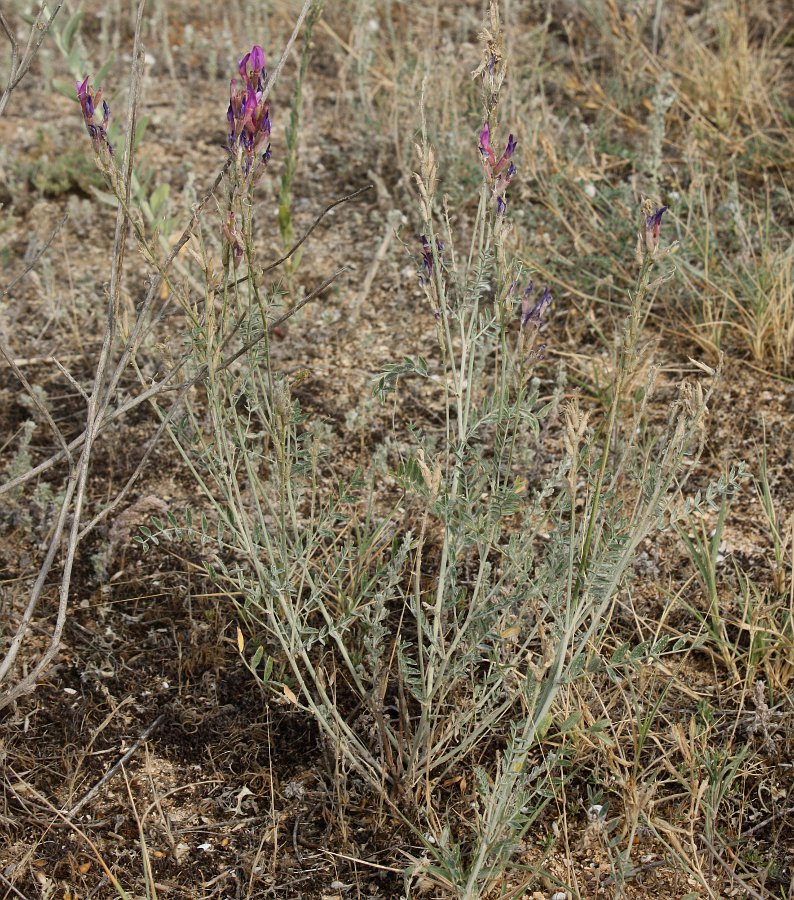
[227,44,272,181]
[76,76,113,155]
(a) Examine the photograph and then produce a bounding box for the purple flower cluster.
[76,77,112,155]
[520,280,552,330]
[479,122,516,216]
[227,45,272,179]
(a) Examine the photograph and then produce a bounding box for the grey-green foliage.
[44,5,115,98]
[1,417,61,529]
[2,420,37,498]
[154,156,729,892]
[140,10,737,900]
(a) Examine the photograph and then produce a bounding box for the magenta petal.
[479,122,495,165]
[250,45,265,71]
[493,135,517,176]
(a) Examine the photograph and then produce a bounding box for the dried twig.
[348,206,401,325]
[0,870,29,900]
[0,0,148,714]
[6,765,133,896]
[67,713,166,818]
[1,214,68,297]
[599,858,671,888]
[258,184,372,277]
[261,0,314,108]
[699,834,767,900]
[0,338,73,466]
[0,3,64,118]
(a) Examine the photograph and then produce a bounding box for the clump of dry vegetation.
[1,1,792,899]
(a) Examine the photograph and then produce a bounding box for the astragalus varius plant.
[136,5,738,898]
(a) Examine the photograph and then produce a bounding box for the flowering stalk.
[227,44,272,182]
[76,76,112,156]
[221,43,275,286]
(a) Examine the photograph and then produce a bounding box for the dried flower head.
[227,44,272,180]
[472,1,506,116]
[76,76,112,155]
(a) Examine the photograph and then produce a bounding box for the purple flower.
[493,134,516,177]
[76,76,112,155]
[493,162,517,218]
[479,122,517,216]
[479,123,495,171]
[644,205,668,252]
[520,282,552,329]
[419,234,444,284]
[240,44,266,87]
[479,122,516,182]
[227,45,272,180]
